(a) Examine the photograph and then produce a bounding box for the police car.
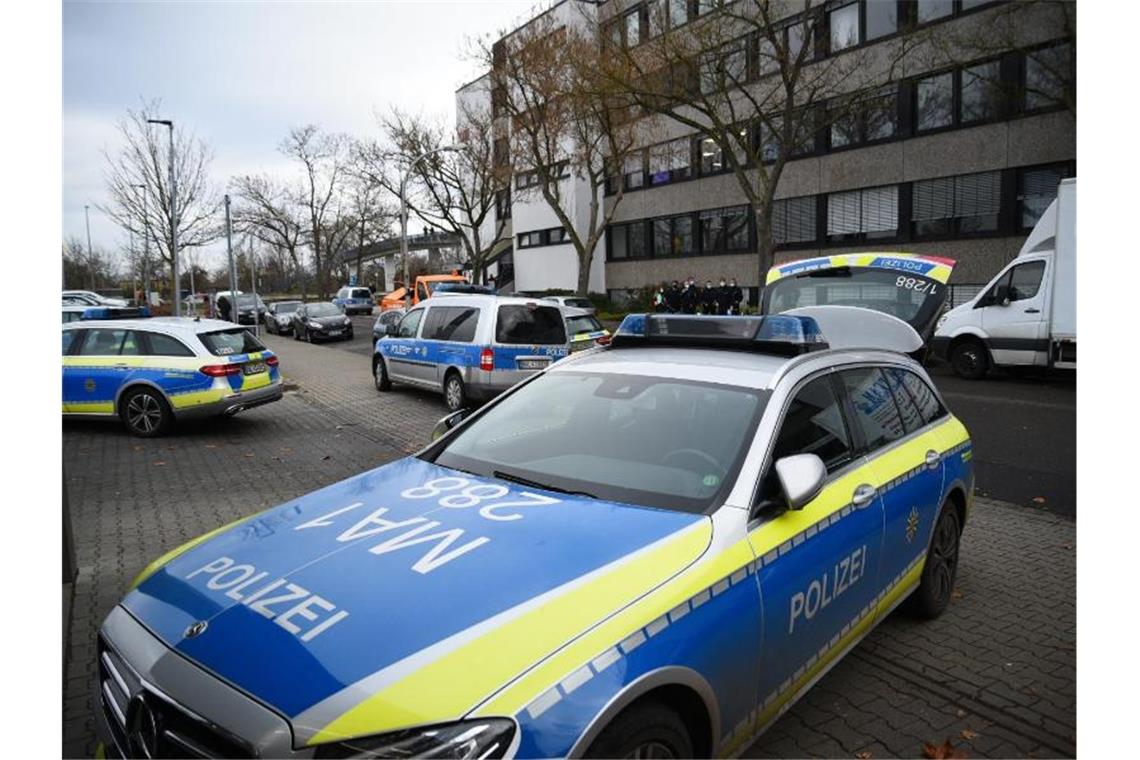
[333,286,376,316]
[63,313,283,436]
[373,294,570,411]
[96,310,972,758]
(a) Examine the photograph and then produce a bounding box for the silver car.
[542,294,596,315]
[373,295,570,411]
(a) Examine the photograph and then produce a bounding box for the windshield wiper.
[493,470,597,500]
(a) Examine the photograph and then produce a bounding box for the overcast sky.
[63,0,540,269]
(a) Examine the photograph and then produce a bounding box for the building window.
[610,225,629,259]
[668,0,689,27]
[865,0,897,41]
[700,42,748,94]
[652,214,695,257]
[1024,41,1073,112]
[515,169,539,190]
[827,185,898,242]
[916,71,954,132]
[699,206,750,253]
[549,227,569,244]
[491,85,507,118]
[772,196,817,245]
[960,60,1002,124]
[829,2,859,52]
[759,113,815,163]
[517,231,543,248]
[625,10,641,47]
[1018,164,1073,230]
[629,221,647,258]
[518,226,570,249]
[916,0,952,23]
[648,137,692,185]
[495,189,511,220]
[912,171,1001,237]
[698,137,724,174]
[624,152,645,190]
[493,137,509,168]
[829,86,897,149]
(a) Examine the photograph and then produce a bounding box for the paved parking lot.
[62,331,1075,758]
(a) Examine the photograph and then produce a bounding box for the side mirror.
[385,323,399,337]
[430,409,467,441]
[774,454,826,511]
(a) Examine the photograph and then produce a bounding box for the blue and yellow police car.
[96,310,972,758]
[64,313,283,437]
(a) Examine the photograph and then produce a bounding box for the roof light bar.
[81,306,152,321]
[611,314,828,356]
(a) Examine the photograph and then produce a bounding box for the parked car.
[432,282,496,297]
[63,289,128,307]
[265,300,302,335]
[215,292,268,325]
[95,311,972,759]
[373,294,569,411]
[562,307,611,352]
[372,307,405,343]
[333,286,376,316]
[542,294,596,315]
[293,301,353,342]
[62,315,282,436]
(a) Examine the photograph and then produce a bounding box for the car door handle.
[925,449,942,469]
[1024,307,1040,314]
[852,484,877,508]
[114,363,130,369]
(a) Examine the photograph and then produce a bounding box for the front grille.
[97,637,256,758]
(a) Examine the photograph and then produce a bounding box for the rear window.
[565,298,593,309]
[275,301,301,314]
[496,305,567,345]
[350,288,371,299]
[566,315,603,335]
[199,329,267,356]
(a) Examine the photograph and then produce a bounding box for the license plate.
[243,362,267,376]
[518,358,550,370]
[328,330,342,336]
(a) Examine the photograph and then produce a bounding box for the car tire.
[444,372,467,411]
[119,386,172,438]
[584,700,693,760]
[950,338,989,380]
[907,500,962,619]
[373,356,392,392]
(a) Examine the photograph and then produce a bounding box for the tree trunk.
[754,206,776,297]
[576,250,592,296]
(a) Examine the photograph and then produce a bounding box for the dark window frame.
[910,170,1004,241]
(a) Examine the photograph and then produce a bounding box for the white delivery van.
[932,178,1076,379]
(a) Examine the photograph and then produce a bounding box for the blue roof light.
[81,306,151,321]
[610,314,828,356]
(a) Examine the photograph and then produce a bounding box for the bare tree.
[100,99,222,299]
[280,126,351,298]
[478,9,644,295]
[230,174,309,299]
[342,171,396,285]
[63,236,120,291]
[596,0,921,281]
[356,103,510,286]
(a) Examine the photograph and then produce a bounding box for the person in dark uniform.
[665,280,682,313]
[680,278,698,314]
[727,278,744,315]
[701,280,717,314]
[715,278,732,315]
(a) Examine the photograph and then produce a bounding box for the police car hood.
[122,457,711,744]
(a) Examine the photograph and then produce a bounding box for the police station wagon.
[63,316,282,436]
[96,310,972,759]
[373,295,570,411]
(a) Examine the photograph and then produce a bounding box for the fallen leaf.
[951,590,964,600]
[153,461,167,466]
[955,709,968,718]
[1024,686,1038,697]
[960,729,979,740]
[204,444,218,449]
[856,752,873,759]
[1060,543,1073,550]
[132,445,144,452]
[243,453,255,458]
[321,455,331,460]
[1032,496,1046,505]
[922,739,968,759]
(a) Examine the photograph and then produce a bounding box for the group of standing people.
[653,278,744,315]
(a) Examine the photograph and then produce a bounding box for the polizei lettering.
[187,557,349,642]
[788,544,867,633]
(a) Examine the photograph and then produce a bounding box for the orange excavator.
[379,273,468,311]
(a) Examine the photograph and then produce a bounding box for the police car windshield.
[199,329,266,356]
[431,372,769,514]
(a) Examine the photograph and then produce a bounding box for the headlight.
[314,719,515,759]
[310,321,324,329]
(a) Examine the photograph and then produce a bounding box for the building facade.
[461,0,1075,302]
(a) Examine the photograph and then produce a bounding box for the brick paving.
[61,333,1075,758]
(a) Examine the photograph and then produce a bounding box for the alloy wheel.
[126,393,163,435]
[626,742,676,760]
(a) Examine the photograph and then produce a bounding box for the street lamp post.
[224,194,239,324]
[134,184,150,306]
[399,144,466,309]
[147,118,177,316]
[84,204,95,290]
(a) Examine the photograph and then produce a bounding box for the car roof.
[561,306,596,317]
[62,316,245,338]
[412,294,566,310]
[551,345,924,391]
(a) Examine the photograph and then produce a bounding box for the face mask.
[719,281,726,287]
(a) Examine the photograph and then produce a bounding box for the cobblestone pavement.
[62,334,1075,758]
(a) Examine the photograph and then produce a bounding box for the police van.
[333,286,376,316]
[373,295,570,411]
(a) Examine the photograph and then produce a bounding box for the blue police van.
[373,295,570,411]
[333,286,376,316]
